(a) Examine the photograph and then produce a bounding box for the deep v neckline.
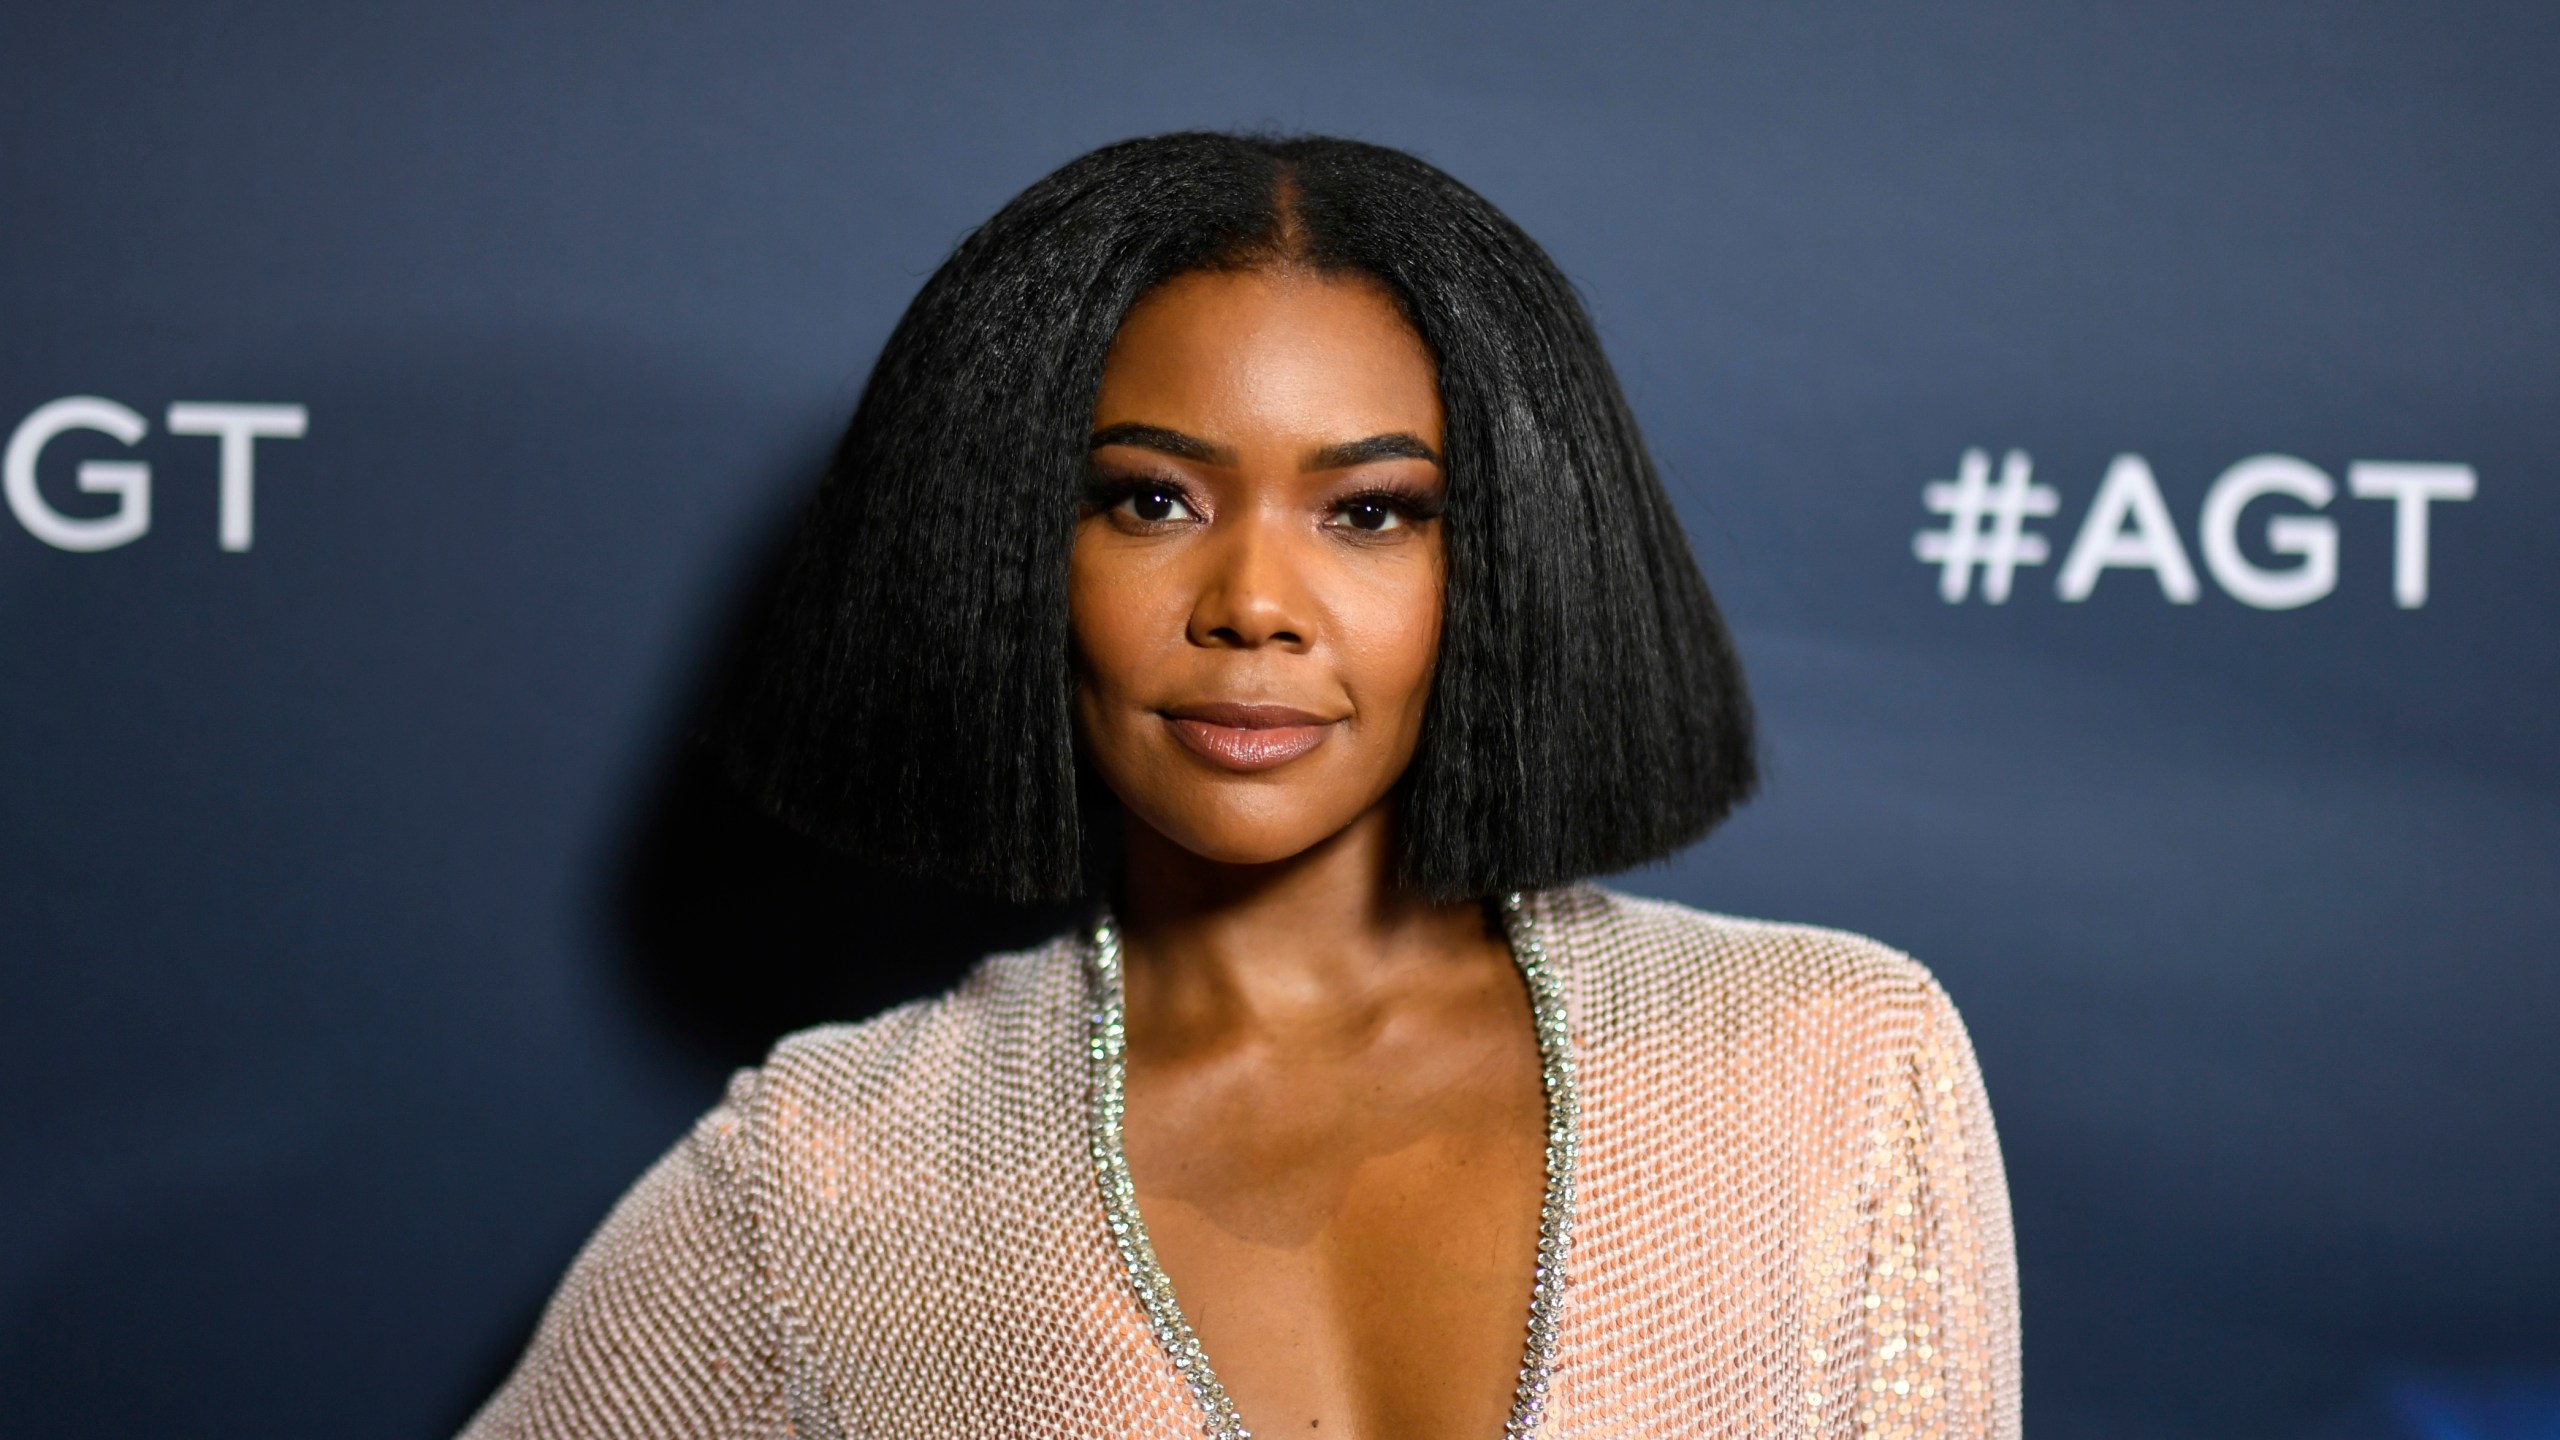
[1080,892,1581,1439]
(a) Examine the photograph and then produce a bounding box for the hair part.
[717,132,1756,902]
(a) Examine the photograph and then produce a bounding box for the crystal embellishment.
[1085,892,1579,1439]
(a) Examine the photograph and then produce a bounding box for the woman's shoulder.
[716,931,1091,1157]
[1545,883,1964,1044]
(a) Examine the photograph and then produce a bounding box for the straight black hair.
[718,132,1755,902]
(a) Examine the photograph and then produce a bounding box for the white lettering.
[2199,455,2337,610]
[4,396,153,552]
[165,402,309,552]
[2055,453,2199,603]
[1913,448,2058,603]
[2347,462,2475,608]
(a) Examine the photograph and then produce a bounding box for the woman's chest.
[1120,1062,1552,1439]
[769,1076,1870,1440]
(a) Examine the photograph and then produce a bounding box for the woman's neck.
[1113,805,1507,1036]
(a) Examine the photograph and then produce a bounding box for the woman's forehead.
[1096,268,1443,452]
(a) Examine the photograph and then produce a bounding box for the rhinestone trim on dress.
[1085,892,1580,1440]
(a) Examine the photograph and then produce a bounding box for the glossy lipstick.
[1163,703,1335,772]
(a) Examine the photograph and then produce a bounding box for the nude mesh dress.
[462,886,2019,1439]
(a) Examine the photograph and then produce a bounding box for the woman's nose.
[1185,515,1313,651]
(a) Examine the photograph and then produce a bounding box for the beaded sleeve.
[1843,975,2020,1440]
[457,1072,790,1440]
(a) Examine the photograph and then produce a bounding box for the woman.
[464,132,2017,1439]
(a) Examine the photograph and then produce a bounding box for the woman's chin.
[1157,830,1335,870]
[1134,808,1376,873]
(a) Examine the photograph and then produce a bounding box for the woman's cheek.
[1070,566,1152,697]
[1346,581,1442,726]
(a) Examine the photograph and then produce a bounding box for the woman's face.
[1070,266,1447,870]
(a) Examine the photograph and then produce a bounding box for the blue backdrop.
[4,4,2555,1437]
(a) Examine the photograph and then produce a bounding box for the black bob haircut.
[719,132,1755,903]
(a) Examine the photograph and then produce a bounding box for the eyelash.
[1085,473,1200,525]
[1328,484,1446,533]
[1084,472,1445,532]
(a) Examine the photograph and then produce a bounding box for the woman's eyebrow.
[1089,422,1233,465]
[1307,433,1441,470]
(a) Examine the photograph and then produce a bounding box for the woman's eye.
[1114,485,1195,524]
[1332,499,1405,533]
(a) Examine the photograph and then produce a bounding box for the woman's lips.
[1162,703,1336,772]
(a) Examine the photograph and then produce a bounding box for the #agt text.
[1915,449,2474,609]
